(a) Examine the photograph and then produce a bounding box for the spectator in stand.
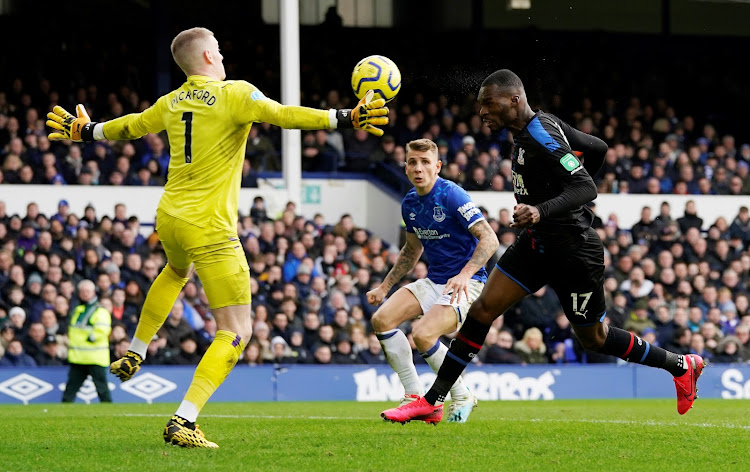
[312,343,332,364]
[21,321,46,361]
[624,299,657,336]
[714,335,742,363]
[666,326,692,356]
[0,338,37,367]
[735,325,750,361]
[677,200,704,234]
[358,333,386,364]
[514,328,547,365]
[269,336,297,364]
[631,206,658,243]
[689,333,712,362]
[332,333,359,364]
[7,306,26,337]
[288,329,311,363]
[729,206,750,249]
[245,126,279,172]
[480,328,522,364]
[241,341,263,366]
[36,334,66,366]
[158,300,194,351]
[344,129,378,172]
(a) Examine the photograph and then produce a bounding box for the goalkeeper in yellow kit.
[47,27,388,448]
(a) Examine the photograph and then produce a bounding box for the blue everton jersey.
[401,178,487,284]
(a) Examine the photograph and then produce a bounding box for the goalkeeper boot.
[445,390,478,423]
[164,415,219,449]
[674,354,706,415]
[381,396,443,425]
[109,351,143,382]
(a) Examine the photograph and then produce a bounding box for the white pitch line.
[520,417,750,430]
[118,413,750,430]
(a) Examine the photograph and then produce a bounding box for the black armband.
[80,122,99,142]
[335,109,353,128]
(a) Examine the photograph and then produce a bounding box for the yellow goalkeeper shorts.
[156,209,251,309]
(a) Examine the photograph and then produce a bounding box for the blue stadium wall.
[1,364,749,404]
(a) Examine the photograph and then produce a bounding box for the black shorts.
[497,227,606,326]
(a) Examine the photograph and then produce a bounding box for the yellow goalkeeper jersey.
[102,75,330,230]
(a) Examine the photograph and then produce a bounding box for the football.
[351,55,401,102]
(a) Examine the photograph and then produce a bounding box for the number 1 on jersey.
[181,112,193,163]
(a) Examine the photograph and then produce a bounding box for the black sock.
[173,415,196,430]
[424,316,490,405]
[598,326,686,377]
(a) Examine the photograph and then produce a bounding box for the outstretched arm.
[47,100,166,142]
[100,101,166,140]
[366,232,423,305]
[248,89,388,136]
[443,220,499,303]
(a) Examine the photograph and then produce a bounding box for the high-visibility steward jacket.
[68,299,112,367]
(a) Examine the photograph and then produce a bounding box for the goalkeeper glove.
[47,104,98,142]
[336,90,389,137]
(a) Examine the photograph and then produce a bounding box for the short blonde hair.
[170,27,215,73]
[522,327,543,343]
[405,139,438,159]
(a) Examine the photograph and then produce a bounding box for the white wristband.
[93,123,106,140]
[328,109,338,129]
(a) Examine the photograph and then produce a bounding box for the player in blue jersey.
[367,138,499,423]
[382,69,706,425]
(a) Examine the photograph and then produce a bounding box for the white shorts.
[404,277,484,330]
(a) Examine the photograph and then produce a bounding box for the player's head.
[478,69,528,132]
[405,139,441,195]
[171,27,225,80]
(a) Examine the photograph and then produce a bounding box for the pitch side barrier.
[1,364,749,404]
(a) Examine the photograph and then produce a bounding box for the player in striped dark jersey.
[383,69,705,424]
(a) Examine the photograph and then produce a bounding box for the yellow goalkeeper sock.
[131,264,188,357]
[179,330,244,419]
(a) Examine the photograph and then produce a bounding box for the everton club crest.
[433,206,446,222]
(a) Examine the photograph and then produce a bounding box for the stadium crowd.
[2,72,750,195]
[0,190,749,368]
[2,60,750,368]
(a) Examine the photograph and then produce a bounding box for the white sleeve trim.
[467,217,485,229]
[328,109,338,129]
[93,123,106,140]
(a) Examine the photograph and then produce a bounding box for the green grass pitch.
[1,399,748,472]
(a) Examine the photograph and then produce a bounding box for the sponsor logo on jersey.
[433,206,446,222]
[413,227,451,240]
[560,153,582,173]
[512,171,528,196]
[251,90,267,101]
[457,202,480,221]
[517,147,525,165]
